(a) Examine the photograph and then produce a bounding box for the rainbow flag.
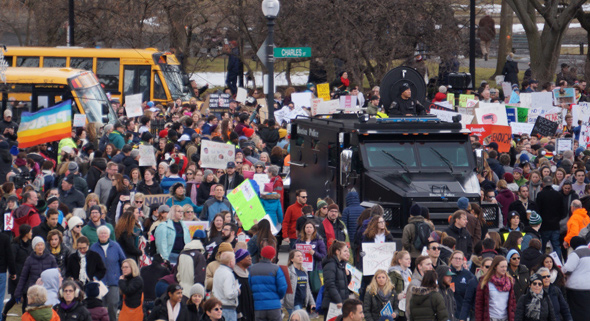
[17,100,72,148]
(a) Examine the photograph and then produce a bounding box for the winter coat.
[21,305,60,321]
[318,218,349,250]
[66,250,106,283]
[503,60,520,87]
[119,275,144,308]
[342,191,364,244]
[160,176,186,194]
[248,258,288,311]
[445,224,472,259]
[81,220,115,245]
[283,202,304,240]
[211,264,240,308]
[154,219,191,261]
[218,173,245,192]
[458,277,479,320]
[147,295,190,321]
[59,187,86,213]
[258,126,280,152]
[402,215,429,258]
[186,304,204,321]
[48,244,71,277]
[55,300,93,321]
[284,264,314,311]
[0,232,15,275]
[521,226,542,251]
[86,158,107,194]
[105,186,129,220]
[94,176,113,205]
[196,180,215,206]
[478,15,496,42]
[545,284,572,321]
[260,193,283,225]
[497,189,517,223]
[117,229,142,262]
[294,237,327,270]
[89,240,126,286]
[177,240,207,298]
[15,252,58,299]
[565,208,590,245]
[406,270,424,319]
[521,247,543,270]
[537,186,565,232]
[165,195,199,214]
[85,297,109,321]
[321,256,351,309]
[363,287,399,321]
[199,197,232,222]
[509,264,530,301]
[562,245,590,290]
[450,266,475,316]
[136,180,163,195]
[475,280,517,321]
[108,130,125,150]
[514,290,556,321]
[33,221,65,241]
[409,287,449,321]
[12,204,42,237]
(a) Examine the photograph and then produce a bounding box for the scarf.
[60,301,76,311]
[490,274,512,292]
[526,290,543,320]
[167,300,181,321]
[529,181,542,200]
[322,218,336,249]
[188,181,199,205]
[341,77,350,88]
[377,288,392,302]
[51,245,61,255]
[79,252,88,284]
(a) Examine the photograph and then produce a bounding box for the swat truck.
[287,68,499,235]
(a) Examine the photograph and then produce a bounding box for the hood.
[572,208,588,221]
[41,268,61,294]
[498,189,514,196]
[26,305,55,321]
[260,193,281,200]
[345,191,361,207]
[408,215,425,223]
[183,239,205,252]
[14,204,35,221]
[91,158,107,170]
[411,286,436,298]
[521,247,542,260]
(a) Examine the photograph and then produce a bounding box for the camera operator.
[8,152,31,189]
[386,83,426,117]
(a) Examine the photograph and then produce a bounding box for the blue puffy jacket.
[342,191,364,244]
[90,241,126,286]
[166,195,199,213]
[260,193,283,225]
[248,259,288,311]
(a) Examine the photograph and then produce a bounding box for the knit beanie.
[327,204,339,212]
[68,216,84,231]
[235,249,250,263]
[189,284,205,298]
[513,167,523,174]
[317,199,328,209]
[203,169,213,179]
[410,203,422,216]
[503,172,514,183]
[260,246,276,260]
[506,249,519,261]
[215,242,234,260]
[529,273,542,283]
[85,282,100,298]
[32,236,44,249]
[570,236,587,249]
[457,197,469,210]
[529,211,542,225]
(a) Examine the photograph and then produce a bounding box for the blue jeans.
[222,308,237,321]
[0,273,6,316]
[541,230,562,259]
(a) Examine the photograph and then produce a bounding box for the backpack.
[413,221,432,250]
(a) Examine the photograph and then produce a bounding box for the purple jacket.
[15,252,57,299]
[294,237,327,269]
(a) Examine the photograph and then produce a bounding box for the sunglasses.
[75,225,83,228]
[217,171,224,173]
[541,275,551,279]
[214,307,223,312]
[135,201,143,204]
[511,257,520,260]
[531,282,543,286]
[299,196,307,198]
[236,162,243,164]
[429,246,440,251]
[186,211,194,213]
[186,172,194,175]
[255,166,264,168]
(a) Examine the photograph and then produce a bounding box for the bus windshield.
[69,73,116,124]
[160,63,193,101]
[362,142,471,170]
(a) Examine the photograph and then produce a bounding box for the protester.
[147,283,189,321]
[475,255,516,321]
[55,280,92,321]
[562,236,590,321]
[405,255,433,319]
[21,285,60,321]
[285,250,315,316]
[118,259,144,321]
[212,251,240,321]
[363,269,398,321]
[15,236,58,309]
[249,245,287,320]
[514,273,555,321]
[65,236,106,284]
[409,270,448,321]
[536,267,572,321]
[321,241,351,314]
[507,249,531,302]
[154,205,191,264]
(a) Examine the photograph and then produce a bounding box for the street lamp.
[262,0,279,121]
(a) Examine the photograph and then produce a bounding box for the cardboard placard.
[185,221,209,239]
[310,98,324,116]
[4,212,13,231]
[467,124,512,152]
[556,138,574,154]
[296,244,314,271]
[505,107,516,123]
[138,145,157,167]
[553,88,575,105]
[517,107,529,123]
[257,98,268,123]
[124,94,144,118]
[339,95,358,110]
[531,92,555,111]
[317,83,331,101]
[510,122,534,136]
[200,140,235,169]
[362,242,396,275]
[474,103,509,125]
[143,194,172,207]
[208,93,231,109]
[235,87,248,103]
[226,179,265,231]
[73,114,86,127]
[458,94,475,107]
[346,263,363,294]
[530,116,558,137]
[292,92,313,109]
[447,93,455,106]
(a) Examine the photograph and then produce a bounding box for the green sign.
[226,179,266,231]
[274,47,312,58]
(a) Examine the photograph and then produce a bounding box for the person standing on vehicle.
[386,83,426,117]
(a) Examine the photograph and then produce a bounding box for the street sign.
[273,47,311,58]
[256,39,275,69]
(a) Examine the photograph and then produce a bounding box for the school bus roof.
[5,67,92,84]
[5,46,159,59]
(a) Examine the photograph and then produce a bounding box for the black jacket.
[537,186,565,232]
[445,224,472,259]
[321,256,351,309]
[545,284,572,321]
[387,97,426,116]
[33,221,65,241]
[514,290,556,321]
[509,199,538,226]
[508,264,530,302]
[521,247,543,270]
[66,250,107,282]
[218,173,245,192]
[136,180,163,195]
[186,303,204,321]
[140,261,170,301]
[117,230,142,262]
[147,295,189,321]
[59,187,86,213]
[258,126,280,153]
[55,300,93,321]
[87,158,107,194]
[119,275,144,308]
[49,243,71,277]
[502,60,519,86]
[197,180,215,206]
[363,288,398,321]
[0,233,16,274]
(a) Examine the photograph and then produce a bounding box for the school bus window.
[70,58,93,71]
[43,57,67,68]
[96,58,120,93]
[2,56,13,66]
[153,73,166,100]
[16,57,39,67]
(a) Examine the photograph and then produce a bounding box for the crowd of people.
[2,61,590,321]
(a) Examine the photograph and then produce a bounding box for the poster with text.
[362,242,396,275]
[296,244,314,271]
[185,221,210,239]
[339,95,358,110]
[530,92,554,110]
[125,94,143,117]
[138,145,157,167]
[474,103,509,125]
[467,124,512,152]
[317,83,331,101]
[226,179,266,231]
[292,92,313,109]
[553,88,575,105]
[200,140,236,169]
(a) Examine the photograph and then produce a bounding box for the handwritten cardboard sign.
[467,124,512,152]
[530,116,558,137]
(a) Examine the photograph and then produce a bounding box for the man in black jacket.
[0,231,16,315]
[386,83,426,116]
[66,236,106,283]
[257,119,279,153]
[445,211,472,259]
[218,162,244,192]
[537,176,565,259]
[32,209,65,240]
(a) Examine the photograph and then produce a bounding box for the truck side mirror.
[475,148,484,174]
[340,149,353,187]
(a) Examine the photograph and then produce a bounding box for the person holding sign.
[385,83,426,117]
[295,221,327,270]
[362,269,398,321]
[285,250,315,316]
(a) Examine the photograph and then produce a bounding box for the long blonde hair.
[366,269,395,296]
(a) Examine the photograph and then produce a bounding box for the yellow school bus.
[0,67,117,124]
[2,46,193,104]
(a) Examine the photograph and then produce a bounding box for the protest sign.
[73,114,86,127]
[531,117,558,137]
[474,103,508,125]
[317,83,331,101]
[467,124,512,152]
[124,94,143,117]
[346,263,363,294]
[519,93,532,108]
[200,140,235,169]
[505,107,516,123]
[226,179,266,231]
[208,93,231,109]
[143,194,171,207]
[326,303,342,321]
[236,87,248,103]
[138,145,157,166]
[530,92,554,110]
[362,242,396,275]
[501,82,512,99]
[185,221,209,239]
[457,107,475,116]
[292,92,313,109]
[310,98,324,116]
[429,109,473,127]
[381,302,394,317]
[432,101,454,111]
[517,107,529,123]
[549,251,563,268]
[543,113,560,123]
[447,93,455,106]
[339,95,358,110]
[253,173,271,193]
[553,88,575,105]
[17,100,72,148]
[466,99,478,108]
[315,99,340,115]
[4,212,13,231]
[556,138,574,154]
[510,122,534,136]
[257,98,268,123]
[296,244,314,271]
[458,94,474,108]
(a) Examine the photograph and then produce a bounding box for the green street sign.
[273,47,311,58]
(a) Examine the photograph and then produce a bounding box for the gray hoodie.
[41,268,61,306]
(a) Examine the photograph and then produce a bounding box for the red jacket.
[475,279,516,321]
[12,203,41,237]
[282,202,303,239]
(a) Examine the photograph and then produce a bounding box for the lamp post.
[262,0,279,121]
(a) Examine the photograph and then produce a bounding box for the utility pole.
[68,0,75,46]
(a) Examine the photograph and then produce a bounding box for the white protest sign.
[291,92,312,109]
[510,122,534,135]
[124,94,143,117]
[430,109,473,128]
[200,140,236,169]
[235,87,248,103]
[495,75,505,84]
[310,98,324,116]
[475,103,509,125]
[549,251,563,268]
[339,95,358,110]
[253,173,271,193]
[502,82,512,99]
[519,93,532,108]
[316,99,340,115]
[326,303,342,321]
[531,92,555,111]
[274,108,288,125]
[579,103,590,148]
[73,114,86,127]
[362,242,396,275]
[296,244,314,271]
[138,145,157,167]
[556,138,573,154]
[465,99,478,108]
[4,212,13,231]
